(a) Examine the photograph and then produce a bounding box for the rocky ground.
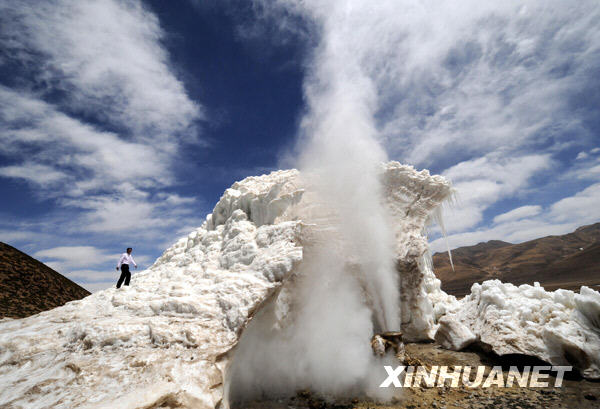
[236,342,600,409]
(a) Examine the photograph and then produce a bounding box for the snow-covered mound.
[3,162,597,409]
[435,280,600,379]
[0,163,454,409]
[0,170,305,409]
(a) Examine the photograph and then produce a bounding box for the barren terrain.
[433,223,600,296]
[0,242,90,318]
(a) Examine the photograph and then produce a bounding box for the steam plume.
[227,1,401,404]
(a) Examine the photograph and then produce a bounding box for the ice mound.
[0,162,453,409]
[381,165,459,340]
[435,280,600,379]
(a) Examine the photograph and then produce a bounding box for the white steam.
[298,9,400,333]
[227,1,401,404]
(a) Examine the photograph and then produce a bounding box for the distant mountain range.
[433,222,600,297]
[0,242,90,318]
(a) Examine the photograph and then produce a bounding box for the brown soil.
[235,342,600,409]
[0,242,90,318]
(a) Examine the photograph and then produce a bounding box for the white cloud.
[34,246,115,270]
[493,205,542,224]
[576,152,589,160]
[80,281,116,293]
[155,193,197,206]
[0,229,40,244]
[1,0,202,141]
[0,0,206,251]
[430,183,600,253]
[438,154,551,232]
[575,164,600,181]
[375,2,598,168]
[429,218,577,254]
[0,87,206,239]
[0,0,203,185]
[262,0,599,167]
[549,183,600,224]
[66,269,121,283]
[0,87,172,195]
[70,195,167,233]
[260,0,599,247]
[0,163,67,186]
[58,187,204,237]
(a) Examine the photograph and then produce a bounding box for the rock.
[434,315,476,350]
[370,335,386,356]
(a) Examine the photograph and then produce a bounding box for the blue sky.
[0,0,599,292]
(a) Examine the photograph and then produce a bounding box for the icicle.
[432,206,454,272]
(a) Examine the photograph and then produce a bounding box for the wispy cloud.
[0,229,44,244]
[439,153,552,232]
[34,246,115,270]
[430,182,600,253]
[0,87,173,194]
[256,0,600,249]
[0,0,206,279]
[493,205,542,225]
[549,183,600,224]
[0,163,66,186]
[1,0,202,140]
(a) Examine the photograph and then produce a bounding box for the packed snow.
[0,169,304,409]
[435,280,600,379]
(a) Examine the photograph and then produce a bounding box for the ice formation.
[0,162,453,409]
[435,280,600,379]
[1,162,597,409]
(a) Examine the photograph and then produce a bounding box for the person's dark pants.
[116,264,131,288]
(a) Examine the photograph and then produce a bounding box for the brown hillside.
[433,222,600,296]
[0,242,90,318]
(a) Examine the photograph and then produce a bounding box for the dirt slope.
[433,223,600,296]
[0,242,90,318]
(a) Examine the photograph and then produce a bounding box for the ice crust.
[1,162,598,409]
[436,280,600,379]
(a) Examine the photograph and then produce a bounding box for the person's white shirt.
[117,253,137,269]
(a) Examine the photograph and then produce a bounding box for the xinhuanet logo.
[380,365,572,388]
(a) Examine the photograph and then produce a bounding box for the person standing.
[116,247,137,288]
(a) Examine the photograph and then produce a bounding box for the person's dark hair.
[127,247,132,252]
